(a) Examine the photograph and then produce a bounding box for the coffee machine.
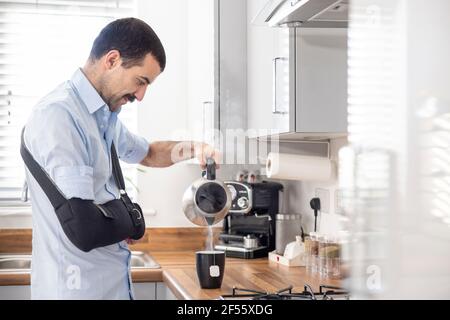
[214,181,283,259]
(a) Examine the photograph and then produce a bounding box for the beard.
[109,94,137,112]
[101,92,136,111]
[97,77,135,111]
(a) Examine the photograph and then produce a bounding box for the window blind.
[0,0,139,205]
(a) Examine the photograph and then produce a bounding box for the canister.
[275,214,302,255]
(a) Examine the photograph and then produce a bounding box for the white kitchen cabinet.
[247,0,348,139]
[295,28,347,134]
[185,0,217,146]
[247,0,293,137]
[0,285,31,300]
[0,282,160,300]
[0,282,175,300]
[185,0,247,151]
[133,282,177,300]
[156,282,178,300]
[133,282,157,300]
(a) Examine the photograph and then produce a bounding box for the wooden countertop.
[0,228,341,299]
[150,251,340,300]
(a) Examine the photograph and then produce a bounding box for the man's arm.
[140,141,220,168]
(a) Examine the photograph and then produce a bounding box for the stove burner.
[220,285,350,300]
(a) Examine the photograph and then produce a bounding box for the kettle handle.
[205,158,216,180]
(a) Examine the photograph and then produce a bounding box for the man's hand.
[194,142,221,169]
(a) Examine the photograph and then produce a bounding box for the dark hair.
[89,17,166,71]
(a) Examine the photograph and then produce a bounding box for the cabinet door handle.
[202,101,213,143]
[272,57,288,115]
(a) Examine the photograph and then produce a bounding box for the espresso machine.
[214,181,283,259]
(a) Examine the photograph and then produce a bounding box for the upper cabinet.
[185,0,247,148]
[295,28,347,134]
[247,0,348,140]
[185,0,217,146]
[247,0,293,137]
[186,0,348,143]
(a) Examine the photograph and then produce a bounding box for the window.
[0,0,138,206]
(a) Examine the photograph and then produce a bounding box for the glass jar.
[318,235,329,278]
[318,235,342,279]
[304,232,319,274]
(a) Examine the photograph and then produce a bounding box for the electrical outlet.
[315,188,330,214]
[335,189,344,215]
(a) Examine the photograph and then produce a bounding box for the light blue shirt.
[23,68,149,299]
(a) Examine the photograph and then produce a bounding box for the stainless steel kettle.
[182,158,231,226]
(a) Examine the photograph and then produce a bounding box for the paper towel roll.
[266,152,333,181]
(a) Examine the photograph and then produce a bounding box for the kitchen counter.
[0,228,341,299]
[0,250,340,299]
[152,251,340,300]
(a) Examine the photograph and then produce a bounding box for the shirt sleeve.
[25,103,94,200]
[115,119,149,164]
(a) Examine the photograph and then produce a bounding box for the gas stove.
[219,285,350,300]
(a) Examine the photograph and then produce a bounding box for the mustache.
[124,94,136,103]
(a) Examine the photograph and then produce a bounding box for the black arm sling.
[20,128,145,252]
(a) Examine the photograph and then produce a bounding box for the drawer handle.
[272,57,288,115]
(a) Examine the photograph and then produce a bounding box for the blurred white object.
[269,237,305,267]
[342,0,450,299]
[284,236,304,259]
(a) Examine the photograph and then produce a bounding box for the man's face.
[100,52,162,112]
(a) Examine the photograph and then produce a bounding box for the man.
[23,17,218,299]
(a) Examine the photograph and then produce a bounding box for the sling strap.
[20,127,145,252]
[20,127,128,206]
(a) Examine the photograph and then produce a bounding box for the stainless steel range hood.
[252,0,348,28]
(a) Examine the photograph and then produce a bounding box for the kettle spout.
[205,216,217,226]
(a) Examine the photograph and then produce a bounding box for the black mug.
[196,251,225,289]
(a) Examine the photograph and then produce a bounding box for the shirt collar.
[70,68,107,114]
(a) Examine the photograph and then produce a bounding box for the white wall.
[135,0,202,227]
[135,0,240,227]
[278,137,348,236]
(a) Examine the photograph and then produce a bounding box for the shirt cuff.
[121,135,149,164]
[51,165,94,200]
